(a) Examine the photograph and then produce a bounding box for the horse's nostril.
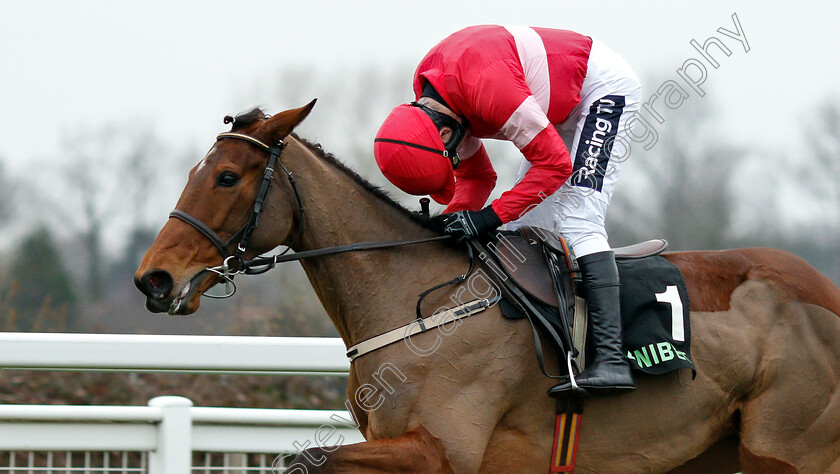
[148,273,165,288]
[137,270,174,300]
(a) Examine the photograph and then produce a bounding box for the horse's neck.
[287,140,458,347]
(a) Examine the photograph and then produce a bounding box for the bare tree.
[799,100,840,278]
[50,122,164,301]
[607,98,744,250]
[804,101,840,211]
[269,64,419,203]
[345,65,414,174]
[0,161,14,227]
[1,226,78,331]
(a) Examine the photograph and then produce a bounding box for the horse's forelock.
[228,107,269,132]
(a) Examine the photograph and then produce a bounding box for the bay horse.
[135,102,840,473]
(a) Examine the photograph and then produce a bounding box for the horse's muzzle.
[135,269,174,299]
[135,270,176,313]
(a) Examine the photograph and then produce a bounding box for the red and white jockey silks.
[506,39,641,257]
[413,25,592,224]
[412,25,641,258]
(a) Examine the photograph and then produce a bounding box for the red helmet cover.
[374,104,455,204]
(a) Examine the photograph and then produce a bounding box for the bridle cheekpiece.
[168,130,305,297]
[166,120,454,305]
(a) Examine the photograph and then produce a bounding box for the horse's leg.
[283,425,455,474]
[736,286,840,473]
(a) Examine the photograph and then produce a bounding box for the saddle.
[476,227,669,375]
[495,227,668,309]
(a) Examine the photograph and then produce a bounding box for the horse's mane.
[227,107,440,232]
[296,136,440,232]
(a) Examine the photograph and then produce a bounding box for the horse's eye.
[216,171,240,187]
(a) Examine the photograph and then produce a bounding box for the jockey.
[373,25,641,396]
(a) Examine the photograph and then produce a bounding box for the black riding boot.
[548,250,636,397]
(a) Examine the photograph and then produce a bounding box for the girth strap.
[469,239,576,380]
[550,397,584,472]
[345,296,497,362]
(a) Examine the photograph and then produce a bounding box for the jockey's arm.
[444,138,497,213]
[462,60,573,223]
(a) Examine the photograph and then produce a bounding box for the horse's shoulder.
[663,248,840,317]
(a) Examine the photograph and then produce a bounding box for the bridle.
[169,132,305,291]
[169,128,459,300]
[165,124,496,364]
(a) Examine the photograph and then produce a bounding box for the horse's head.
[134,100,316,315]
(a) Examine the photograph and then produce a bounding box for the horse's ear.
[260,99,317,142]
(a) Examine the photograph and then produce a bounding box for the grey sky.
[1,0,837,172]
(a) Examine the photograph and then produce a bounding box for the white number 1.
[655,285,684,342]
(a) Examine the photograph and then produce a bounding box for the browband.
[217,132,270,150]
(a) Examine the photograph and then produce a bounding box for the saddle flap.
[518,226,567,256]
[494,232,559,308]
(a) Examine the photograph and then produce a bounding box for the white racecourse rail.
[0,332,363,473]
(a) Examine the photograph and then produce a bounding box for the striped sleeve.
[461,59,573,223]
[444,138,496,213]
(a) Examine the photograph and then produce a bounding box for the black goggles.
[410,101,468,166]
[373,103,468,169]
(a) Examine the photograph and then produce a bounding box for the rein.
[169,127,488,363]
[208,234,455,295]
[241,235,453,274]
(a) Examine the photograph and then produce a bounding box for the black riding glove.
[439,206,503,242]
